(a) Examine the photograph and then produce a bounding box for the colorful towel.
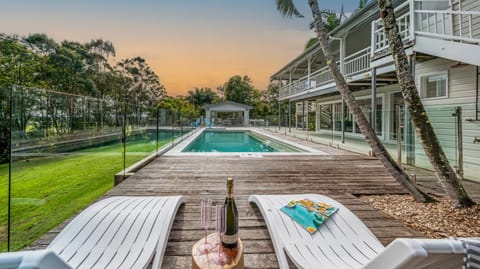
[280,199,338,234]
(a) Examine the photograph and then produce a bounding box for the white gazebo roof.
[203,101,253,111]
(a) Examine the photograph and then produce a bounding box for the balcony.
[278,0,480,101]
[278,48,371,100]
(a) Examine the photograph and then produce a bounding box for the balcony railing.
[414,6,480,43]
[372,1,413,55]
[344,47,371,76]
[278,50,369,100]
[372,0,480,55]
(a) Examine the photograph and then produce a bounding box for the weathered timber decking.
[29,144,425,268]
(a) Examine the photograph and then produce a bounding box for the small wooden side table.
[192,233,244,269]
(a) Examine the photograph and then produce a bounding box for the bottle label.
[223,233,238,244]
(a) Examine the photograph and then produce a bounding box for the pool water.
[183,131,303,152]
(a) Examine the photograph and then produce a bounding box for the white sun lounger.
[249,194,480,269]
[0,195,184,269]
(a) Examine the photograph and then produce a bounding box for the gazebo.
[203,101,252,127]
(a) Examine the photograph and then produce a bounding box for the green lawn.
[0,137,173,251]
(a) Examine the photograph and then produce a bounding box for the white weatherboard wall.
[415,58,480,182]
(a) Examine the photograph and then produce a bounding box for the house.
[272,0,480,182]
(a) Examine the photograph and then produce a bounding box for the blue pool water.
[182,131,303,152]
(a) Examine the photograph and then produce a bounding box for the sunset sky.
[1,0,359,96]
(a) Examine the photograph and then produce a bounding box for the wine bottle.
[222,177,238,249]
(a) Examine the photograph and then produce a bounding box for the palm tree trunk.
[307,0,430,202]
[378,0,475,207]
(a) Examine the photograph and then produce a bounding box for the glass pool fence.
[0,85,197,251]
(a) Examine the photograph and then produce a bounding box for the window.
[421,73,448,99]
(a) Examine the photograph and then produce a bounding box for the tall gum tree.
[276,0,432,202]
[378,0,475,207]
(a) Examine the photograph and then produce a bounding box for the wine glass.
[213,204,229,265]
[197,199,213,255]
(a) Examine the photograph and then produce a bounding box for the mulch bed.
[359,194,480,238]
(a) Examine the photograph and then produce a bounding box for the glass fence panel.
[157,109,175,152]
[8,86,121,250]
[182,115,196,136]
[172,112,181,145]
[0,87,10,251]
[412,106,459,172]
[124,104,156,168]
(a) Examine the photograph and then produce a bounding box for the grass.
[0,136,175,251]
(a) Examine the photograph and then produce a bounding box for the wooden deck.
[29,137,427,268]
[112,154,422,268]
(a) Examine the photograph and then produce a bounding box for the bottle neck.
[227,185,233,198]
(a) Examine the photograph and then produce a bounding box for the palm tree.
[276,0,431,202]
[377,0,475,207]
[186,87,218,110]
[305,8,344,50]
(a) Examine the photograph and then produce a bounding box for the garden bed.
[359,194,480,238]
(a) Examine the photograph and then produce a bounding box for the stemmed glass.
[213,204,229,265]
[197,199,213,255]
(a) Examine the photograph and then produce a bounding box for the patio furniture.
[0,195,184,269]
[249,194,480,269]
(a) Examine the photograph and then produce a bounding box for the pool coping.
[164,127,328,156]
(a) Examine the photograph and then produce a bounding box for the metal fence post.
[7,85,13,251]
[455,106,464,178]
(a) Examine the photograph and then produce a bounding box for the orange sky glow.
[0,1,357,96]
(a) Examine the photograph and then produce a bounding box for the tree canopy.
[0,33,166,106]
[223,75,258,106]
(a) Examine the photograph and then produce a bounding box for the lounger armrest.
[20,250,71,269]
[0,250,71,269]
[363,238,466,269]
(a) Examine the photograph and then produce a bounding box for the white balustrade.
[372,1,412,55]
[278,49,371,99]
[344,47,371,76]
[414,8,480,43]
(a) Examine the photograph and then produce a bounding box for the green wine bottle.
[222,177,238,249]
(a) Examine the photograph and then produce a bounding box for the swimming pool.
[182,130,304,152]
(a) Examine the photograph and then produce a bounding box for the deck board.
[29,141,426,268]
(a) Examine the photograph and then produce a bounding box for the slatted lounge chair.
[0,195,184,269]
[249,194,480,269]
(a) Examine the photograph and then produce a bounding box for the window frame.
[420,71,449,100]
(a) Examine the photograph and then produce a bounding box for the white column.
[340,37,346,74]
[307,57,311,88]
[206,108,211,126]
[305,100,309,131]
[409,0,415,40]
[244,109,249,127]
